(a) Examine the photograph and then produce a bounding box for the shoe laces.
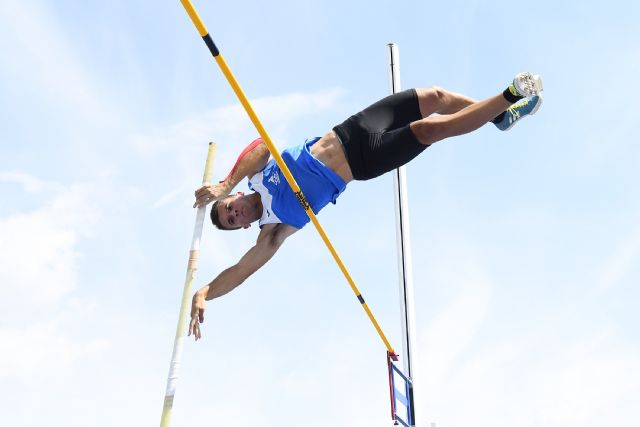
[507,99,529,118]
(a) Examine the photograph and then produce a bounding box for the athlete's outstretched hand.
[188,291,207,340]
[193,182,229,208]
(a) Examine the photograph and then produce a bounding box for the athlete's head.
[210,192,261,231]
[210,199,229,230]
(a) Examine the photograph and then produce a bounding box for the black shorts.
[333,88,427,181]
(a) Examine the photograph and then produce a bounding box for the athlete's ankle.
[502,84,524,103]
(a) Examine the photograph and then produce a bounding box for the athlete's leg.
[334,73,542,180]
[415,86,542,132]
[410,93,510,145]
[415,86,477,117]
[410,72,543,146]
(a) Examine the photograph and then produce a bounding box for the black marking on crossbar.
[295,191,311,210]
[202,34,219,56]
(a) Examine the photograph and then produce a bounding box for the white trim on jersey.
[248,173,282,226]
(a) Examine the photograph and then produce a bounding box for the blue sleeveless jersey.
[248,137,346,229]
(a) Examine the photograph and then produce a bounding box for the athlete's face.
[216,192,259,230]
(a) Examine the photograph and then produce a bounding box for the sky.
[1,0,639,426]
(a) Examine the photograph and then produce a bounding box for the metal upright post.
[387,43,418,427]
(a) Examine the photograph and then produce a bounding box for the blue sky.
[1,1,639,426]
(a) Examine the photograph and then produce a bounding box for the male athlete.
[188,72,543,340]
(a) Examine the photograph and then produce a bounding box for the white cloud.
[0,321,110,381]
[0,171,65,193]
[0,172,106,381]
[414,243,640,427]
[152,186,187,209]
[130,88,345,158]
[0,176,98,307]
[0,211,78,305]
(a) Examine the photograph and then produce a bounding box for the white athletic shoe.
[512,72,544,97]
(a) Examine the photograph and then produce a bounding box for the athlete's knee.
[415,86,448,117]
[416,86,444,102]
[410,116,449,146]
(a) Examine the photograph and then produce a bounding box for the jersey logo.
[268,171,280,186]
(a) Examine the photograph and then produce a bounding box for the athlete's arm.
[188,222,298,340]
[193,138,270,208]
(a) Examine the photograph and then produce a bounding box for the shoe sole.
[529,95,543,115]
[514,72,544,96]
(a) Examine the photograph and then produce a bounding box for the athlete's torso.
[248,137,347,229]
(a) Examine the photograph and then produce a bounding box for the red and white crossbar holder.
[387,351,414,427]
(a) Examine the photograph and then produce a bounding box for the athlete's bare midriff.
[309,131,354,183]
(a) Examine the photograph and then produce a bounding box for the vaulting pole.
[178,0,397,358]
[387,43,418,426]
[160,142,217,427]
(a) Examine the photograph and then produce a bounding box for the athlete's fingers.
[194,191,215,208]
[194,186,207,208]
[194,184,214,199]
[188,316,195,336]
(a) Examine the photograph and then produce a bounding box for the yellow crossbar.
[178,0,397,357]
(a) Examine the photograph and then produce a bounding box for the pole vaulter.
[172,4,544,425]
[177,0,399,358]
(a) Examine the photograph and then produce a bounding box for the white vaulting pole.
[387,43,418,426]
[160,142,217,427]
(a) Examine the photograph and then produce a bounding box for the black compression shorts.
[333,88,427,181]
